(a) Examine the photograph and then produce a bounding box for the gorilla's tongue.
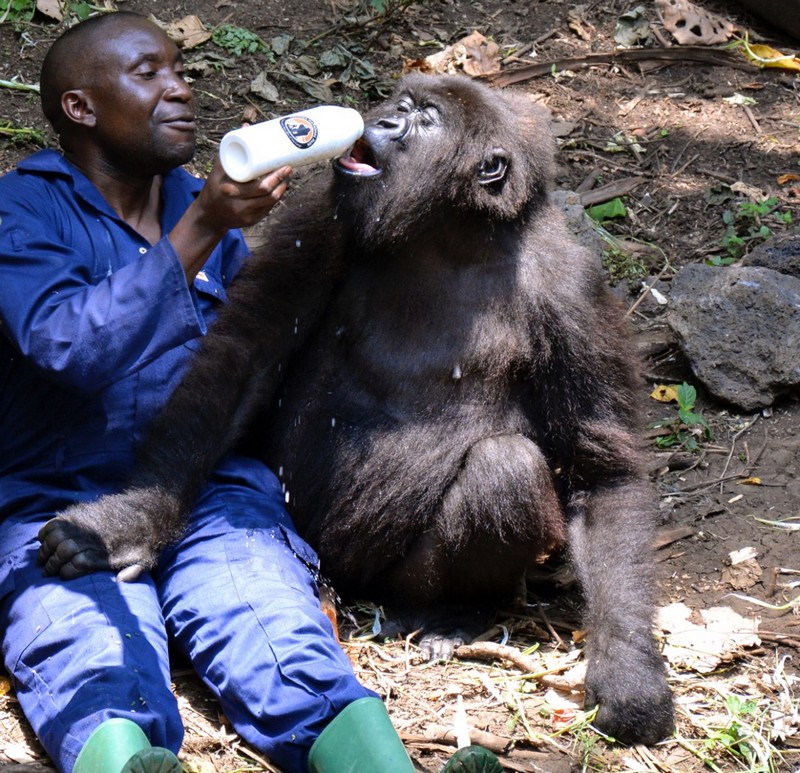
[338,154,378,174]
[337,139,380,175]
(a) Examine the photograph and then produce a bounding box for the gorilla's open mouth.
[335,138,382,178]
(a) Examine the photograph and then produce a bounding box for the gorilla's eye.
[478,150,509,186]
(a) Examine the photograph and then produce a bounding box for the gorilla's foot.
[73,717,181,773]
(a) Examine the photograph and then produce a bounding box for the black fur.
[40,74,674,744]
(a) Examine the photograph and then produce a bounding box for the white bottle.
[219,105,365,183]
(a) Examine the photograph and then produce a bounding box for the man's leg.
[0,519,184,773]
[156,458,375,772]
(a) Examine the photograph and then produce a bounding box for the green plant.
[67,1,92,21]
[701,694,781,772]
[650,382,711,451]
[601,245,648,285]
[0,121,45,146]
[717,196,794,261]
[0,0,34,28]
[211,24,269,57]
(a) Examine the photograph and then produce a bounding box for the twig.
[0,79,40,93]
[758,632,800,650]
[484,46,757,88]
[400,726,516,753]
[742,105,762,134]
[579,176,644,207]
[453,641,539,673]
[626,261,672,317]
[719,414,760,487]
[536,602,566,650]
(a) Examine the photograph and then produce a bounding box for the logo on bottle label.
[280,115,318,149]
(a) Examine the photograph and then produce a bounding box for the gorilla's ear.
[478,149,509,186]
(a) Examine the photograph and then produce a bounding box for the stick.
[453,641,540,673]
[483,46,757,88]
[0,79,40,93]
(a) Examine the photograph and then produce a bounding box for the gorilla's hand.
[38,487,182,582]
[584,639,674,745]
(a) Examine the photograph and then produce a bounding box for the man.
[0,11,500,773]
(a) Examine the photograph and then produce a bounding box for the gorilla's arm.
[39,178,345,580]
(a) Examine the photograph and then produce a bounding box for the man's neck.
[66,153,164,244]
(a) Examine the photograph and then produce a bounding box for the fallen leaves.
[404,31,501,77]
[657,602,760,673]
[721,546,763,590]
[165,15,211,50]
[655,0,735,45]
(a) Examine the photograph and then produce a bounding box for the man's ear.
[61,90,96,128]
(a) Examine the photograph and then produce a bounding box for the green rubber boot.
[308,697,503,772]
[72,717,182,773]
[440,745,504,773]
[308,697,415,772]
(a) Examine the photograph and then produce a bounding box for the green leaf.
[676,382,696,411]
[587,197,628,222]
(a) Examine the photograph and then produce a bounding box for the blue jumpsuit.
[0,149,373,773]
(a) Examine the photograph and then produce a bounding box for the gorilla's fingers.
[37,517,112,578]
[37,518,66,563]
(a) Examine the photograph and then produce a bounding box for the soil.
[1,1,799,772]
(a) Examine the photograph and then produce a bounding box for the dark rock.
[668,263,800,410]
[741,232,800,279]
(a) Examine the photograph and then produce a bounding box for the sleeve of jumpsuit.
[0,175,211,394]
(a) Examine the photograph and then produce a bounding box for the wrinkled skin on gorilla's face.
[332,74,554,248]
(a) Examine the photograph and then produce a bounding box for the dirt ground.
[1,0,799,771]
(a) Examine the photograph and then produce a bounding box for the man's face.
[83,20,196,176]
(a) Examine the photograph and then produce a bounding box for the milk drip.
[219,105,365,182]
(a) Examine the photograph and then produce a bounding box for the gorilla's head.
[333,73,555,249]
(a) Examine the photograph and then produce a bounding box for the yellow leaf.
[743,43,800,71]
[0,676,12,696]
[736,477,762,486]
[650,384,679,403]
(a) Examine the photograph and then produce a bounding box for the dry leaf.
[36,0,63,21]
[737,476,762,485]
[405,31,500,77]
[166,15,211,50]
[657,602,760,673]
[567,5,594,42]
[2,743,36,764]
[655,0,734,45]
[250,71,280,103]
[722,547,762,589]
[778,173,800,185]
[650,384,679,403]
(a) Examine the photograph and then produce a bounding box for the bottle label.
[280,115,318,149]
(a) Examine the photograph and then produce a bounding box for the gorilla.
[39,73,674,745]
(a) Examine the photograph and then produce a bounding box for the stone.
[668,263,800,410]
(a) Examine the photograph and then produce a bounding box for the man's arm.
[169,161,291,281]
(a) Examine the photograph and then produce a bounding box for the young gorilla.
[40,73,674,746]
